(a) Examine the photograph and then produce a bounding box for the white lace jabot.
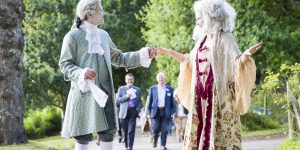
[80,21,105,55]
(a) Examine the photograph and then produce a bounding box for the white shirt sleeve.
[139,47,152,68]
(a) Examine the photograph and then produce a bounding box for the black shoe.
[119,137,122,143]
[153,142,157,148]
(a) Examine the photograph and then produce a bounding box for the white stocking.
[99,141,113,150]
[75,142,89,150]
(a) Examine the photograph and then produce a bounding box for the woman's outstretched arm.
[154,48,186,63]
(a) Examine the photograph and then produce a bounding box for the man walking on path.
[147,72,177,150]
[116,73,143,150]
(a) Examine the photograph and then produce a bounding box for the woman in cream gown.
[154,0,262,149]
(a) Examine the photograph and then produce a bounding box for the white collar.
[80,21,105,55]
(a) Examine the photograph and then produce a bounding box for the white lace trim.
[80,21,105,55]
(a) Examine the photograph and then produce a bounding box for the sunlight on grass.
[0,136,74,150]
[242,125,288,137]
[273,137,300,150]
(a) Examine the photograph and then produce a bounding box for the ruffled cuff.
[139,47,152,68]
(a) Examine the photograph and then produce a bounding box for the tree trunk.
[0,0,27,144]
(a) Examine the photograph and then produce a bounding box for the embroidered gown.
[177,33,256,150]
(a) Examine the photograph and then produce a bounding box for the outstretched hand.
[241,42,263,64]
[244,42,263,56]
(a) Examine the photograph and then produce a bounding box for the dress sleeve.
[177,52,194,110]
[235,57,256,115]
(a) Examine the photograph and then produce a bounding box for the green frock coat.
[59,28,142,138]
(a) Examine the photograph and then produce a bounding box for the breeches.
[74,129,115,144]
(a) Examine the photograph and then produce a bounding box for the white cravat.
[80,21,105,55]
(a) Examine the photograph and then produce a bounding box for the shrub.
[24,107,62,139]
[241,112,281,131]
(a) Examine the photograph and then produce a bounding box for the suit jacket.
[59,28,143,138]
[116,85,142,119]
[147,85,177,118]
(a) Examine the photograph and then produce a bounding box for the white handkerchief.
[87,80,108,107]
[127,88,137,99]
[78,68,108,107]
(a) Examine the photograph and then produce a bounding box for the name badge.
[167,93,171,96]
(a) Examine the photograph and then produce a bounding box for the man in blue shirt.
[147,72,177,150]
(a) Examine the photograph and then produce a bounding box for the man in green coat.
[59,0,154,150]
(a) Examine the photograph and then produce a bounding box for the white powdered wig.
[193,0,236,34]
[76,0,101,20]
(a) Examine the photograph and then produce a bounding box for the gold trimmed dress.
[177,32,256,150]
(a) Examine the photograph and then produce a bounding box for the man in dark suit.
[147,72,177,150]
[116,73,142,150]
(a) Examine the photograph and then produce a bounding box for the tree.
[139,0,195,87]
[0,0,27,144]
[23,0,77,112]
[262,63,300,138]
[231,0,300,82]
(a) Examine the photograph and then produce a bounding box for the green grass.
[0,127,290,150]
[0,136,74,150]
[273,137,300,150]
[242,125,288,138]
